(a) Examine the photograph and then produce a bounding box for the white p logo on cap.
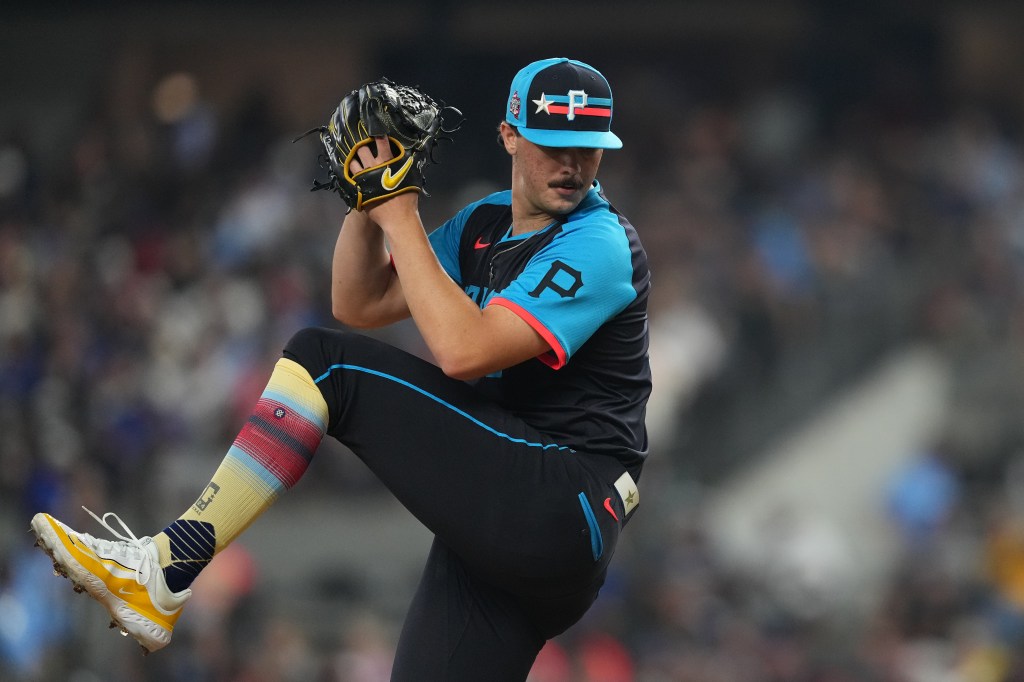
[566,89,588,121]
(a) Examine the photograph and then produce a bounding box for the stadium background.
[3,1,1024,680]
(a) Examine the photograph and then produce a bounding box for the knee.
[282,326,354,372]
[284,327,327,356]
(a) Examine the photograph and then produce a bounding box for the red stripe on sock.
[233,398,324,489]
[255,399,324,452]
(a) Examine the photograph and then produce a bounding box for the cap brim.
[518,126,623,150]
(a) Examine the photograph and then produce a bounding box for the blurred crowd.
[5,6,1024,682]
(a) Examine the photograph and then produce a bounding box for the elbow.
[442,364,482,382]
[331,301,355,326]
[332,302,374,329]
[435,349,489,382]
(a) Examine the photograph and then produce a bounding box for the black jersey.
[428,182,651,475]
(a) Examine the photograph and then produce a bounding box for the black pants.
[284,327,627,681]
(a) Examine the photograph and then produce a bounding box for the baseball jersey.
[428,181,651,475]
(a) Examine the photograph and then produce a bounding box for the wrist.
[365,192,421,231]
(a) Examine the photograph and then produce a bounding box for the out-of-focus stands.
[4,3,1024,680]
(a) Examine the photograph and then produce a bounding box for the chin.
[547,194,582,216]
[547,203,575,217]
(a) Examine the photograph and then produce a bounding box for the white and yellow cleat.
[30,508,191,654]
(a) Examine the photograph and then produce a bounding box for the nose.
[553,147,583,170]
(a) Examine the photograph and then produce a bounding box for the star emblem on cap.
[533,93,552,115]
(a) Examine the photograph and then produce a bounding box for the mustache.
[549,176,584,190]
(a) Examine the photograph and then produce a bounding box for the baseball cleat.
[30,508,191,653]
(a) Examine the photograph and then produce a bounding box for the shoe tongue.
[94,536,145,561]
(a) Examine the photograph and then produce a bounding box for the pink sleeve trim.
[488,297,567,369]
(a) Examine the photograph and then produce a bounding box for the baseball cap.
[505,58,622,149]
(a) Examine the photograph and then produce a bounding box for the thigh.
[284,328,610,594]
[391,539,544,682]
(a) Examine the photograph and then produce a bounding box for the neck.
[510,213,555,236]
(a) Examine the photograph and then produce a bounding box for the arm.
[366,193,550,380]
[330,208,410,328]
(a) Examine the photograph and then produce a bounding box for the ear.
[499,122,518,154]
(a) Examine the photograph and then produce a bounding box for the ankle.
[152,533,173,568]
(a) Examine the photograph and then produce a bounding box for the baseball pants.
[283,327,629,681]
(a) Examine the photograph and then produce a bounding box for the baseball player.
[31,57,651,681]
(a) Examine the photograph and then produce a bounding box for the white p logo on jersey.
[567,89,588,120]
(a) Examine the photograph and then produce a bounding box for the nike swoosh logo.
[381,157,415,190]
[474,237,491,249]
[118,586,138,597]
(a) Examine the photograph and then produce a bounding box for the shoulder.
[442,190,511,232]
[552,183,649,293]
[564,183,628,230]
[433,190,511,238]
[559,183,639,252]
[458,189,512,216]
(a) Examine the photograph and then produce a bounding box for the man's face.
[503,125,603,223]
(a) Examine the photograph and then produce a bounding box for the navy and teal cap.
[505,58,622,149]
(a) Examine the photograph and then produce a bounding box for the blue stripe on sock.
[260,387,327,430]
[226,444,289,493]
[313,363,572,452]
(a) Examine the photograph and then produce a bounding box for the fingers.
[348,137,393,175]
[374,136,392,160]
[349,143,377,175]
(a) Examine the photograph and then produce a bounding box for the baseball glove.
[295,79,462,211]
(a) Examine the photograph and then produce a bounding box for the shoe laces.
[82,506,152,584]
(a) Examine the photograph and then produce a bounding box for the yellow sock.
[154,358,328,592]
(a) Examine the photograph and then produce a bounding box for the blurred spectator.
[887,446,962,551]
[322,611,395,682]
